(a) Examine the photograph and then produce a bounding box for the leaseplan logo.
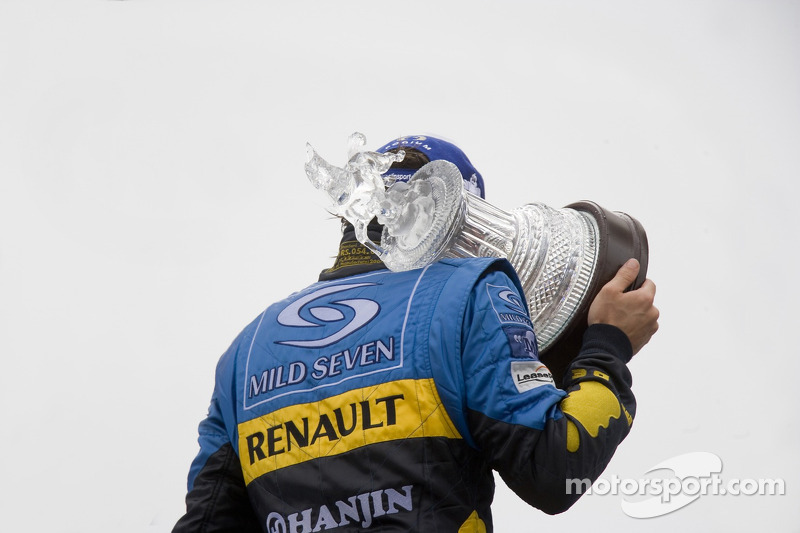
[511,360,554,393]
[276,283,380,348]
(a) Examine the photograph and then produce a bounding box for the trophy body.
[447,192,647,381]
[306,135,648,381]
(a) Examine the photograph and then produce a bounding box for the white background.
[1,1,798,531]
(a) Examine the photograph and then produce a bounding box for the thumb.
[605,258,640,292]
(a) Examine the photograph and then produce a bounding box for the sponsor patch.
[503,325,539,360]
[264,485,414,531]
[511,360,555,393]
[244,279,406,410]
[485,283,532,328]
[238,378,462,484]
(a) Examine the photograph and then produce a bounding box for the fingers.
[588,259,660,355]
[640,278,656,295]
[633,304,660,355]
[636,278,657,301]
[605,258,641,293]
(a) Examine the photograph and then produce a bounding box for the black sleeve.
[172,443,262,533]
[468,324,637,515]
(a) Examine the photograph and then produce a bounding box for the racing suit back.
[175,256,636,532]
[241,257,515,531]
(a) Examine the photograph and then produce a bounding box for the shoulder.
[437,257,521,290]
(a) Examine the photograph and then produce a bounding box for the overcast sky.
[1,1,798,531]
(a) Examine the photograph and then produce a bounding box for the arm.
[173,348,262,533]
[463,259,658,514]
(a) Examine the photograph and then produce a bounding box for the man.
[173,135,659,532]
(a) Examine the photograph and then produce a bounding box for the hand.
[587,258,659,355]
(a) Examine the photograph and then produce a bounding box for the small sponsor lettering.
[327,241,383,271]
[511,360,555,393]
[265,485,414,532]
[381,135,430,152]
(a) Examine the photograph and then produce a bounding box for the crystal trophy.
[306,133,648,381]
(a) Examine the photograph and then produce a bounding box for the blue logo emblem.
[276,283,380,348]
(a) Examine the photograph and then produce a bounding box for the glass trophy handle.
[377,161,466,271]
[305,133,466,271]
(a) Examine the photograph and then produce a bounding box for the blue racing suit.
[173,256,636,532]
